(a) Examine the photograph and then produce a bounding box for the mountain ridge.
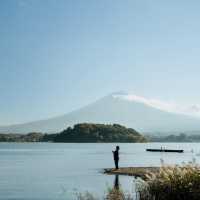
[1,93,200,134]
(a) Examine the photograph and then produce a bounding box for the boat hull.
[146,149,184,153]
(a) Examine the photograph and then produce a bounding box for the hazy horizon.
[1,0,200,125]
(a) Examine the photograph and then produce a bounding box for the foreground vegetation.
[137,163,200,200]
[0,123,146,143]
[78,163,200,200]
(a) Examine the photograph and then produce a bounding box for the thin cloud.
[113,93,200,118]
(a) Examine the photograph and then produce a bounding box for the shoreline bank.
[104,167,159,179]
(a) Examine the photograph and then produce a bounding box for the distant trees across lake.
[147,133,200,142]
[0,132,43,142]
[0,123,146,143]
[3,123,200,143]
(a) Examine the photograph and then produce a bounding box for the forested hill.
[0,123,147,143]
[53,123,147,143]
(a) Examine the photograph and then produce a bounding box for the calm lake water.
[0,142,200,200]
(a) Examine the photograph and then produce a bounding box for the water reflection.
[114,175,119,190]
[74,175,134,200]
[106,175,125,200]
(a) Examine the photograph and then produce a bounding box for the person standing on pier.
[112,146,120,169]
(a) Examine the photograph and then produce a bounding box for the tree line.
[0,123,147,143]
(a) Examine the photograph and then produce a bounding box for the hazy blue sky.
[1,0,200,125]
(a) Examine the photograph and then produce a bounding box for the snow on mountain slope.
[1,92,200,134]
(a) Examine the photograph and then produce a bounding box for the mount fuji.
[1,92,200,134]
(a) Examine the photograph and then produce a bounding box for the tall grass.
[76,162,200,200]
[137,162,200,200]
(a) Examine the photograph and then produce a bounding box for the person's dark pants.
[114,159,119,169]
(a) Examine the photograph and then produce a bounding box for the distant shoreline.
[0,123,147,143]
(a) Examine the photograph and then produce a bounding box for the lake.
[0,142,199,200]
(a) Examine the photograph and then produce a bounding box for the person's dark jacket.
[113,150,119,160]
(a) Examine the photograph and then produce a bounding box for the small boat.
[146,148,184,153]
